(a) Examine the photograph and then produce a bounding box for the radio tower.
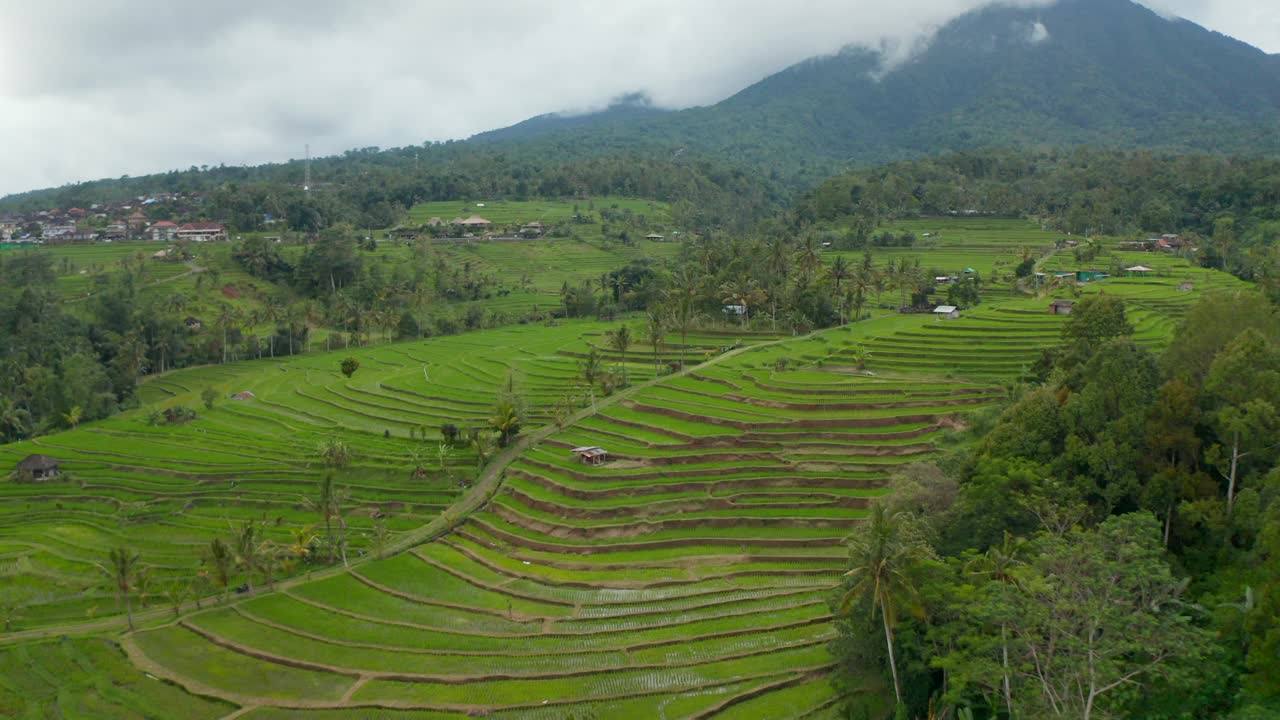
[304,144,312,192]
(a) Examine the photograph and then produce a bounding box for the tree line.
[835,292,1280,719]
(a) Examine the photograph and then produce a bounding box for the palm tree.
[488,401,521,447]
[0,397,32,442]
[645,313,667,372]
[840,504,934,708]
[305,472,349,565]
[261,301,283,358]
[471,431,496,469]
[215,303,240,364]
[579,348,603,409]
[258,540,284,592]
[605,325,633,384]
[101,547,142,630]
[286,524,318,562]
[317,436,351,468]
[205,537,234,603]
[231,520,263,593]
[62,405,83,431]
[796,234,822,281]
[828,255,852,323]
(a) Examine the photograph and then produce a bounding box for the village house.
[520,221,545,238]
[645,233,665,242]
[453,215,492,229]
[15,454,60,481]
[176,222,227,242]
[1049,299,1075,315]
[99,223,127,241]
[148,220,178,242]
[933,305,960,320]
[125,211,149,233]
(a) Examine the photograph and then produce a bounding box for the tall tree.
[100,547,142,630]
[1204,328,1280,514]
[841,504,935,708]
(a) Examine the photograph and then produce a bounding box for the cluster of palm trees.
[211,299,311,364]
[96,517,320,631]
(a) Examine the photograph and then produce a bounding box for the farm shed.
[1125,265,1154,277]
[645,233,665,241]
[1177,282,1195,291]
[933,305,960,320]
[1075,269,1108,282]
[16,454,60,481]
[571,446,609,466]
[1049,299,1075,315]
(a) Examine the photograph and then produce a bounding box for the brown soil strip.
[501,484,870,520]
[280,588,837,648]
[471,509,849,548]
[348,570,547,621]
[690,667,836,720]
[623,401,944,430]
[446,535,840,587]
[490,502,861,541]
[508,467,885,501]
[181,615,834,683]
[441,537,839,588]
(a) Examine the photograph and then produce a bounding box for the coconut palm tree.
[605,325,633,384]
[231,520,263,593]
[205,537,234,603]
[261,301,283,358]
[840,504,934,708]
[471,431,496,469]
[579,348,603,409]
[258,540,284,592]
[0,397,31,442]
[62,405,83,431]
[305,472,349,565]
[488,401,521,447]
[645,313,667,371]
[215,303,240,364]
[100,547,142,630]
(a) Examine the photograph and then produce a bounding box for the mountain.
[4,0,1279,211]
[474,0,1280,178]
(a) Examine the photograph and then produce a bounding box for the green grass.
[0,637,235,720]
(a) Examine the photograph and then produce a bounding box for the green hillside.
[1,221,1251,715]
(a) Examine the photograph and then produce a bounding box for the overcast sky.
[0,0,1276,198]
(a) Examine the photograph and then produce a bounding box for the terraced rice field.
[830,217,1063,294]
[0,637,233,719]
[406,197,671,228]
[3,234,1247,716]
[123,326,987,717]
[0,320,761,630]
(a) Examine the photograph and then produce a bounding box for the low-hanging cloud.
[0,0,1274,197]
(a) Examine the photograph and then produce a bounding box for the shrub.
[340,357,360,378]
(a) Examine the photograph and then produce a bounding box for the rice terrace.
[4,2,1280,715]
[2,194,1264,718]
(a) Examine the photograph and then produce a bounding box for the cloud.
[0,0,1275,197]
[1027,20,1051,44]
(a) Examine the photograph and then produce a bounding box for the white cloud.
[0,0,1274,197]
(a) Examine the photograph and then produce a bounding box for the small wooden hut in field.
[1049,299,1075,315]
[16,454,60,481]
[571,446,609,466]
[933,305,960,320]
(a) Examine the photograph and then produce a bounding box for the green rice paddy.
[1,218,1248,717]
